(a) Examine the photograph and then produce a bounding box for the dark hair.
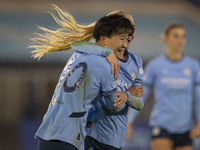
[164,23,185,35]
[93,14,135,41]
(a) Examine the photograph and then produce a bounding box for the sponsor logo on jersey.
[113,80,118,88]
[184,68,191,75]
[131,72,136,80]
[113,80,132,90]
[161,77,190,88]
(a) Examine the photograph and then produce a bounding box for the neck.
[96,41,104,47]
[166,48,182,61]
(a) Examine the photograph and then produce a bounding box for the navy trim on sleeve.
[134,78,143,85]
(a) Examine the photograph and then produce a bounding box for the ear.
[100,36,108,46]
[132,32,135,40]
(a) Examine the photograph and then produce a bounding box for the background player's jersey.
[145,55,200,133]
[86,52,143,148]
[35,51,118,149]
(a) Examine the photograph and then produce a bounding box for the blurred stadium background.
[0,0,200,150]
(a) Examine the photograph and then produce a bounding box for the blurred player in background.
[127,23,200,150]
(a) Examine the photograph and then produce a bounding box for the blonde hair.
[30,5,132,59]
[107,10,134,24]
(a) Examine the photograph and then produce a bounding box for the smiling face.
[94,14,135,59]
[102,34,133,59]
[163,27,186,53]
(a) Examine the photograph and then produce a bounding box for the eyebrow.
[119,34,126,37]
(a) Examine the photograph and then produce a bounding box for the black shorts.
[38,138,78,150]
[151,127,192,148]
[84,136,121,150]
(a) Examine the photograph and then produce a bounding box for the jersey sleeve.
[144,61,155,87]
[125,91,143,111]
[127,85,152,123]
[133,56,144,86]
[71,41,113,57]
[127,56,144,111]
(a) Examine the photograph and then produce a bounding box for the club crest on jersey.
[184,68,191,75]
[131,72,136,80]
[52,98,56,106]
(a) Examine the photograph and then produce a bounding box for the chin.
[174,48,183,53]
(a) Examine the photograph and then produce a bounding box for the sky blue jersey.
[87,53,143,148]
[35,42,143,150]
[72,41,144,148]
[128,55,200,133]
[35,52,119,149]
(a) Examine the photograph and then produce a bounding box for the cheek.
[168,37,178,45]
[107,40,120,49]
[180,38,186,44]
[113,40,122,47]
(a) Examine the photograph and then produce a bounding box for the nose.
[122,41,128,49]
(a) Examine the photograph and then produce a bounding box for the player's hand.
[126,122,133,140]
[190,121,200,139]
[107,53,120,80]
[126,85,144,97]
[114,91,128,108]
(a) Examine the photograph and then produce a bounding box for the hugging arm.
[71,41,120,79]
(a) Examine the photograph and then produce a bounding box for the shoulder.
[87,55,109,66]
[128,52,143,65]
[86,55,115,81]
[184,55,200,69]
[146,55,164,68]
[72,52,110,70]
[184,55,199,64]
[84,55,112,74]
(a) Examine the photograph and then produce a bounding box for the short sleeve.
[133,56,144,86]
[144,61,155,87]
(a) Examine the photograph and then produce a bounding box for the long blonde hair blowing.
[30,5,132,59]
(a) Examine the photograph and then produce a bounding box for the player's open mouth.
[118,49,124,52]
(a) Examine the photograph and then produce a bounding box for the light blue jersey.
[128,55,200,133]
[35,42,143,150]
[87,53,143,148]
[35,52,116,149]
[72,41,144,148]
